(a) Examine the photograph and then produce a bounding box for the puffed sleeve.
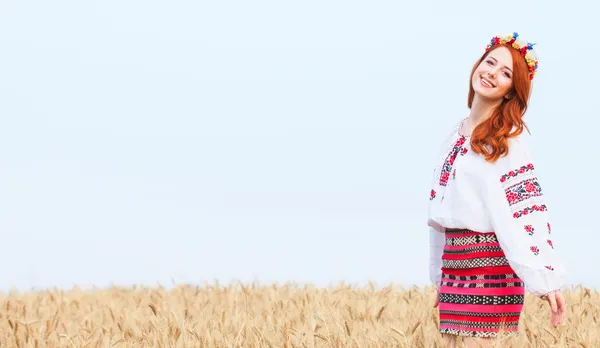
[480,136,566,297]
[429,225,445,289]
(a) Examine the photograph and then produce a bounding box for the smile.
[480,76,496,88]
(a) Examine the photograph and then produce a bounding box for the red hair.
[467,44,532,162]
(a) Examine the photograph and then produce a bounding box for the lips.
[480,76,496,88]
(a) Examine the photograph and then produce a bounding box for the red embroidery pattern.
[547,239,553,249]
[504,178,543,206]
[430,189,436,201]
[530,246,539,255]
[524,225,535,236]
[500,163,535,183]
[439,137,466,186]
[545,265,554,271]
[512,204,547,218]
[547,222,551,234]
[460,148,468,156]
[452,169,456,180]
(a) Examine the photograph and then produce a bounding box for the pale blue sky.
[0,0,598,292]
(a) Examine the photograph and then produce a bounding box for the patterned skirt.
[438,228,525,338]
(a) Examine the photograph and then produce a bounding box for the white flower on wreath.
[526,49,538,61]
[497,34,510,43]
[513,38,528,50]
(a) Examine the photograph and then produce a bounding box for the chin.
[473,86,501,100]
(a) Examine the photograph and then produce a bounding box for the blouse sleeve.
[429,225,445,289]
[480,136,566,297]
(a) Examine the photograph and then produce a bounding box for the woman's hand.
[433,288,439,308]
[542,291,567,328]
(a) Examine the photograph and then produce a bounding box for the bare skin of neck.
[462,95,503,136]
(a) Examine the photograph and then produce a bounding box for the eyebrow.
[488,56,513,73]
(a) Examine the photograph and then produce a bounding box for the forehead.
[486,46,513,69]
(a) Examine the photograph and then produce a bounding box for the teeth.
[481,77,493,87]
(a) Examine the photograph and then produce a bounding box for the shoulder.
[432,117,467,153]
[484,132,536,177]
[506,132,534,158]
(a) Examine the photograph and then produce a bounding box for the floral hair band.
[485,32,539,80]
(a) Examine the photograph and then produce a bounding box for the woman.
[427,32,567,347]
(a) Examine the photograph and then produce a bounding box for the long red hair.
[467,44,533,162]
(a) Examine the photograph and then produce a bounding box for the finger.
[554,293,565,327]
[555,293,564,315]
[546,294,559,327]
[558,293,567,325]
[548,293,558,314]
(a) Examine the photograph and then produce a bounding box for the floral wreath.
[485,32,538,80]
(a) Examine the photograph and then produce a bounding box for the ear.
[504,93,513,100]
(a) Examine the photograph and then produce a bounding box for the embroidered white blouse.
[427,118,566,297]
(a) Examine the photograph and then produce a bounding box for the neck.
[468,94,503,125]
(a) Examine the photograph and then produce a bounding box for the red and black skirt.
[438,228,525,338]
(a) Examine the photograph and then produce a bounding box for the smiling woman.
[467,39,536,163]
[427,33,567,348]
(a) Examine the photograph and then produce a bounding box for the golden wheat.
[0,282,597,347]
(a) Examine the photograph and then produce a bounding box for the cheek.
[472,69,484,83]
[474,66,485,75]
[498,79,513,94]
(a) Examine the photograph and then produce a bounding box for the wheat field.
[0,282,597,347]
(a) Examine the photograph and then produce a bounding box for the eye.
[486,60,494,65]
[504,71,512,78]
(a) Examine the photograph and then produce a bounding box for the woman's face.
[471,46,514,101]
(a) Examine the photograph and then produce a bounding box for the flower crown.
[485,32,538,80]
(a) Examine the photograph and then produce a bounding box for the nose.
[487,66,501,78]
